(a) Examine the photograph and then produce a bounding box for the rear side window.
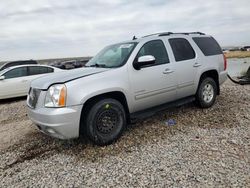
[136,40,169,65]
[4,67,28,79]
[193,37,222,56]
[169,38,195,61]
[28,66,54,76]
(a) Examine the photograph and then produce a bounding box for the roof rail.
[142,32,173,38]
[159,32,205,36]
[142,32,205,38]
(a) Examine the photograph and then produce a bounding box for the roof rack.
[161,32,205,36]
[142,32,205,38]
[142,32,173,38]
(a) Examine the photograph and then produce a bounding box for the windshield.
[85,42,137,68]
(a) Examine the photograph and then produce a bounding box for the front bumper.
[27,105,83,139]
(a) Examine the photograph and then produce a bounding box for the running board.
[130,96,195,122]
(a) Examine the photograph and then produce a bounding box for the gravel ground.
[0,80,249,187]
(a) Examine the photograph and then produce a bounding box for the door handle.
[193,62,201,67]
[163,68,174,74]
[21,80,28,82]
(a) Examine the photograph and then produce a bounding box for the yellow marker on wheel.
[105,104,110,109]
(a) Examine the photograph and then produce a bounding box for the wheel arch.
[79,91,130,135]
[197,69,220,95]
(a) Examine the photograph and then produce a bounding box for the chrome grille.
[28,88,41,109]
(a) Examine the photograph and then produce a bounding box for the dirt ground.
[0,80,249,187]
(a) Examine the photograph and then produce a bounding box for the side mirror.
[0,76,5,80]
[133,55,156,70]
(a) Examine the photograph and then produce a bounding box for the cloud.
[0,0,250,61]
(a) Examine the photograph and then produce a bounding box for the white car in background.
[0,64,62,99]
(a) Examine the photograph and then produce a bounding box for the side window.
[28,66,53,76]
[193,37,222,56]
[136,40,169,66]
[4,67,28,79]
[169,38,195,62]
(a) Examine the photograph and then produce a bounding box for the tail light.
[223,54,227,70]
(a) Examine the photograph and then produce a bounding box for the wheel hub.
[96,109,119,134]
[202,83,214,103]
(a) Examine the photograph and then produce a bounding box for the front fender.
[80,87,129,105]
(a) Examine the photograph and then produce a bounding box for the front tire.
[84,98,126,146]
[196,77,217,108]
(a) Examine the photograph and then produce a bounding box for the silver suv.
[27,32,227,145]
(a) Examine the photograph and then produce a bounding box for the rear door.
[0,67,28,98]
[168,38,198,99]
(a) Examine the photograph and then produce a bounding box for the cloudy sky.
[0,0,250,61]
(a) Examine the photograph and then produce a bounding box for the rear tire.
[84,98,126,146]
[196,77,217,108]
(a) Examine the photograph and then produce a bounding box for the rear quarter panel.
[190,38,225,92]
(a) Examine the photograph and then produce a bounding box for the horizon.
[1,0,250,61]
[0,44,248,63]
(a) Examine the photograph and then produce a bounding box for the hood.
[31,67,108,90]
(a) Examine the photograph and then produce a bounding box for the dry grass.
[225,51,250,59]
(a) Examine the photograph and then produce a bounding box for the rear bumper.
[219,71,228,85]
[27,105,83,139]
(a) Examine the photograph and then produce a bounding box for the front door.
[0,67,28,98]
[128,40,177,112]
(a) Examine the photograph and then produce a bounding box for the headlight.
[45,84,67,107]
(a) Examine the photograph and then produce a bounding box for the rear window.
[193,37,222,56]
[169,38,195,62]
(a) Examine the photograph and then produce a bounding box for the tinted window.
[136,40,169,66]
[4,67,28,79]
[169,38,195,61]
[193,37,222,56]
[28,66,54,76]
